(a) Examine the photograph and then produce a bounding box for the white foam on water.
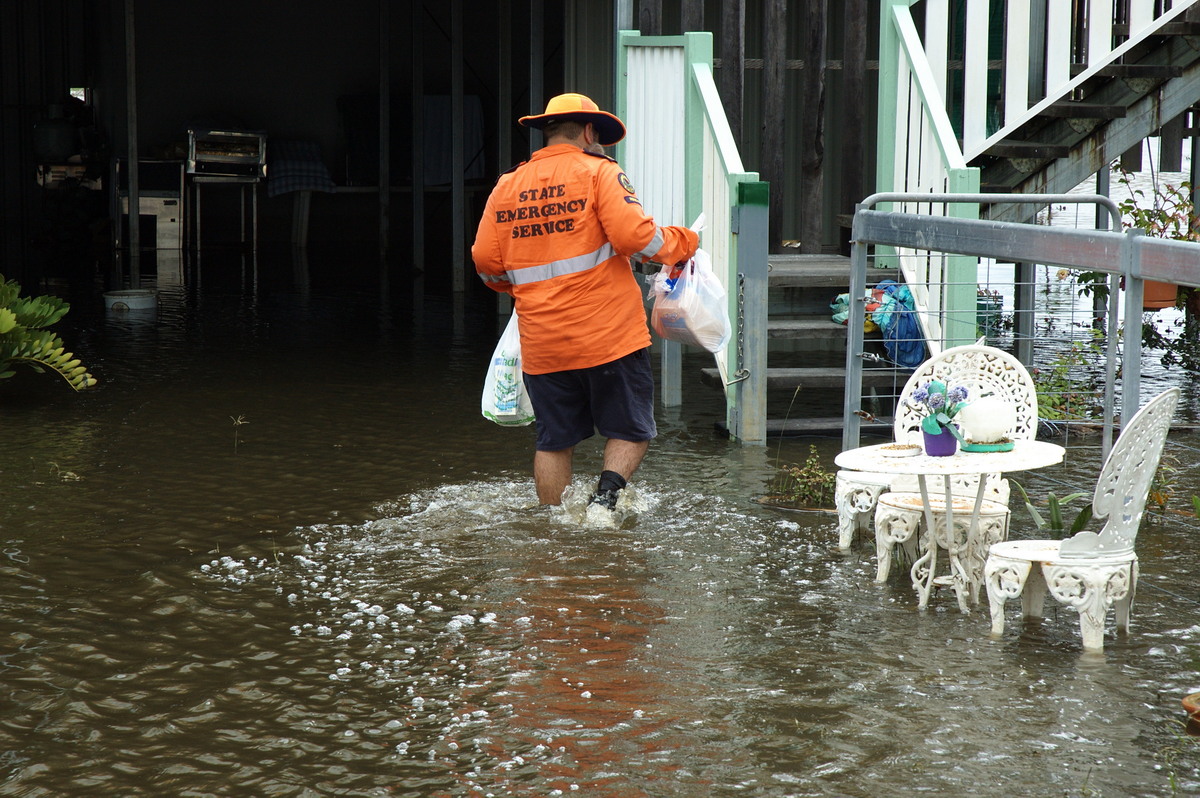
[190,475,804,793]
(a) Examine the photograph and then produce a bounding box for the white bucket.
[103,289,158,311]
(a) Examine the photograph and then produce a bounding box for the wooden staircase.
[978,8,1200,221]
[701,253,902,437]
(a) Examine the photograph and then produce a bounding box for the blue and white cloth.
[871,279,926,368]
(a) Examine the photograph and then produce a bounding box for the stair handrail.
[617,31,769,444]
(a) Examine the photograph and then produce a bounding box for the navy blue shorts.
[523,349,657,451]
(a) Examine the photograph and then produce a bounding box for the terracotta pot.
[1186,693,1200,737]
[1142,280,1178,311]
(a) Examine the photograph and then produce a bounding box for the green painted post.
[732,180,769,444]
[873,0,911,269]
[683,32,712,229]
[944,167,982,346]
[875,0,915,202]
[613,30,637,166]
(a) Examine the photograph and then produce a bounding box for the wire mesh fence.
[845,168,1200,454]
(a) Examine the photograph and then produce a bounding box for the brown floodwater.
[1,249,1197,797]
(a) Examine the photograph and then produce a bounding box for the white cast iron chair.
[984,387,1179,652]
[871,345,1039,602]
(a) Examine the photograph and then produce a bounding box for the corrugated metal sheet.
[622,45,688,227]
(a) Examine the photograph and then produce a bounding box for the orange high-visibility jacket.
[472,143,698,374]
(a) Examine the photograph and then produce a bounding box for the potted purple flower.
[908,380,968,456]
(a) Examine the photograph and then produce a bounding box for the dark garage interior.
[1,1,591,295]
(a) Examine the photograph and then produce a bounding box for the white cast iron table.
[835,440,1066,611]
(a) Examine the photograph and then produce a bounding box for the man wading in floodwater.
[472,93,698,510]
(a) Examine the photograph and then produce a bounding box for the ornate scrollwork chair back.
[836,341,1037,552]
[983,387,1179,651]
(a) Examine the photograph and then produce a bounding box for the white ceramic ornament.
[958,395,1015,443]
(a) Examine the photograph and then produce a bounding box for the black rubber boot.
[589,470,627,510]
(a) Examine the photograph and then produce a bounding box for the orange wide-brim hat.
[518,93,627,146]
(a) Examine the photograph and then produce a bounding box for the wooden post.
[719,0,745,149]
[496,0,512,312]
[681,0,703,32]
[1160,112,1184,172]
[1191,108,1200,234]
[800,0,827,253]
[124,0,140,279]
[840,0,866,255]
[411,0,425,272]
[379,0,390,255]
[529,0,544,153]
[762,0,786,253]
[638,0,662,34]
[451,0,465,291]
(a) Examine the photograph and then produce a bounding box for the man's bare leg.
[589,438,650,508]
[534,447,574,505]
[602,438,650,481]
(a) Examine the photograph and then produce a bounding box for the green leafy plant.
[767,445,837,509]
[1147,452,1181,517]
[1031,333,1106,420]
[1118,172,1198,242]
[0,274,96,391]
[1114,168,1200,372]
[1011,480,1092,539]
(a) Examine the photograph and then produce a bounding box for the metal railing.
[617,31,769,443]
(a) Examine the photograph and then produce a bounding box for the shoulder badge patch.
[617,172,636,195]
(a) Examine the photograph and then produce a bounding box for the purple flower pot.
[923,427,958,457]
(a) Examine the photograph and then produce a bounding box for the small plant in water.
[1011,480,1092,539]
[231,415,248,454]
[1147,451,1181,517]
[767,445,837,509]
[1031,332,1106,421]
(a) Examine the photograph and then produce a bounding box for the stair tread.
[715,417,894,437]
[768,318,851,338]
[1113,21,1200,36]
[985,140,1072,159]
[1094,63,1183,78]
[768,254,898,287]
[1039,101,1128,119]
[700,366,909,389]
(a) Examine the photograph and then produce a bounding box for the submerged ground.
[1,249,1198,796]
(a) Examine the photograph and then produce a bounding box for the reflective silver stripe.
[507,243,616,285]
[479,272,512,285]
[634,228,664,261]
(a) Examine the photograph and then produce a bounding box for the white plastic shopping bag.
[649,248,732,353]
[481,311,535,426]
